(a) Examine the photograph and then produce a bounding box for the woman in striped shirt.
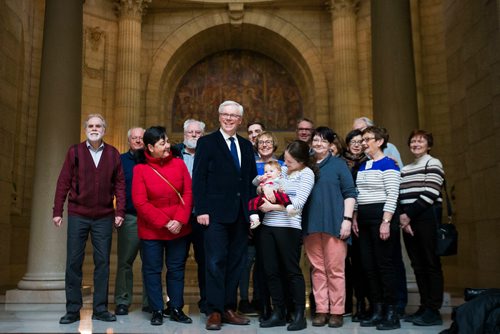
[258,140,316,331]
[352,126,401,330]
[399,130,444,326]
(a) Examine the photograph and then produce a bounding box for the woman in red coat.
[132,126,193,326]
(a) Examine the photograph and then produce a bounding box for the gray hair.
[183,119,206,133]
[127,127,145,138]
[218,100,244,116]
[354,117,374,128]
[84,114,107,129]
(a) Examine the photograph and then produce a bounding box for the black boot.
[352,300,367,322]
[287,306,307,331]
[360,303,384,327]
[376,305,400,330]
[259,300,273,323]
[260,305,286,328]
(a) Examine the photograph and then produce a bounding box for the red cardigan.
[132,153,192,240]
[53,141,126,219]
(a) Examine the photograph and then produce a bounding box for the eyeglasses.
[297,128,313,132]
[349,140,363,146]
[361,137,376,143]
[130,136,143,141]
[258,140,273,146]
[220,112,241,120]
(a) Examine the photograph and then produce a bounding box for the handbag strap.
[149,165,185,205]
[424,159,453,222]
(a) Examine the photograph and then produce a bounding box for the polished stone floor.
[0,302,452,334]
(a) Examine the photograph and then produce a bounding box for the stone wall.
[0,0,43,291]
[442,0,500,290]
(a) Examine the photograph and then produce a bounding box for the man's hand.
[53,216,63,227]
[197,214,210,226]
[114,216,124,228]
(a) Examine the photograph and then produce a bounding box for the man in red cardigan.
[53,114,126,324]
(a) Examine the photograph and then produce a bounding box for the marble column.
[371,0,418,163]
[371,0,419,301]
[330,0,361,134]
[113,0,150,151]
[6,0,83,303]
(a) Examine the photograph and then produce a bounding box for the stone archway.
[171,49,303,133]
[145,11,329,136]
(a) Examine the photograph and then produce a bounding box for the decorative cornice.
[86,26,105,52]
[114,0,152,20]
[228,2,244,27]
[328,0,359,17]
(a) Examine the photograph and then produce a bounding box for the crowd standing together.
[53,102,446,331]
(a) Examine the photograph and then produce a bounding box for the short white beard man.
[184,138,198,150]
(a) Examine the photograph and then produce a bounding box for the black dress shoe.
[170,308,193,324]
[59,312,80,324]
[151,310,163,326]
[115,304,128,315]
[163,306,171,318]
[92,311,117,322]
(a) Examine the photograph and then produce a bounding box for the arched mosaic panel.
[172,50,302,132]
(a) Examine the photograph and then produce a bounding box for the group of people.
[53,102,446,331]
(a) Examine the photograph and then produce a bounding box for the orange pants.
[304,232,347,315]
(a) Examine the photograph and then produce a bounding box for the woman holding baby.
[258,140,317,331]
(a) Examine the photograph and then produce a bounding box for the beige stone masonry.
[113,0,150,151]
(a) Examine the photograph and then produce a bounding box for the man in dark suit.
[193,100,257,330]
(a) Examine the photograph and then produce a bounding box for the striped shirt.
[399,154,444,219]
[263,166,315,229]
[356,156,401,213]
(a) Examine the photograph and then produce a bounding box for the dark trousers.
[253,227,271,309]
[66,215,113,313]
[114,214,147,307]
[239,244,258,301]
[204,213,248,314]
[141,237,189,311]
[393,228,408,311]
[188,214,206,313]
[259,225,305,308]
[345,234,369,311]
[358,222,399,305]
[403,212,444,310]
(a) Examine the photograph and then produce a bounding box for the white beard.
[184,138,197,149]
[86,132,104,142]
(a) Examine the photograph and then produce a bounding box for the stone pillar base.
[5,286,91,304]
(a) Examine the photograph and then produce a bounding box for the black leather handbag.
[436,216,458,256]
[425,160,458,256]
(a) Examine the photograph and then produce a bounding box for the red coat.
[132,153,192,240]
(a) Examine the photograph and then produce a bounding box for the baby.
[248,160,297,229]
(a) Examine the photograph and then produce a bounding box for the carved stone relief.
[172,50,303,132]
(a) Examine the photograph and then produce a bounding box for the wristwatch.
[343,216,353,222]
[382,218,391,224]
